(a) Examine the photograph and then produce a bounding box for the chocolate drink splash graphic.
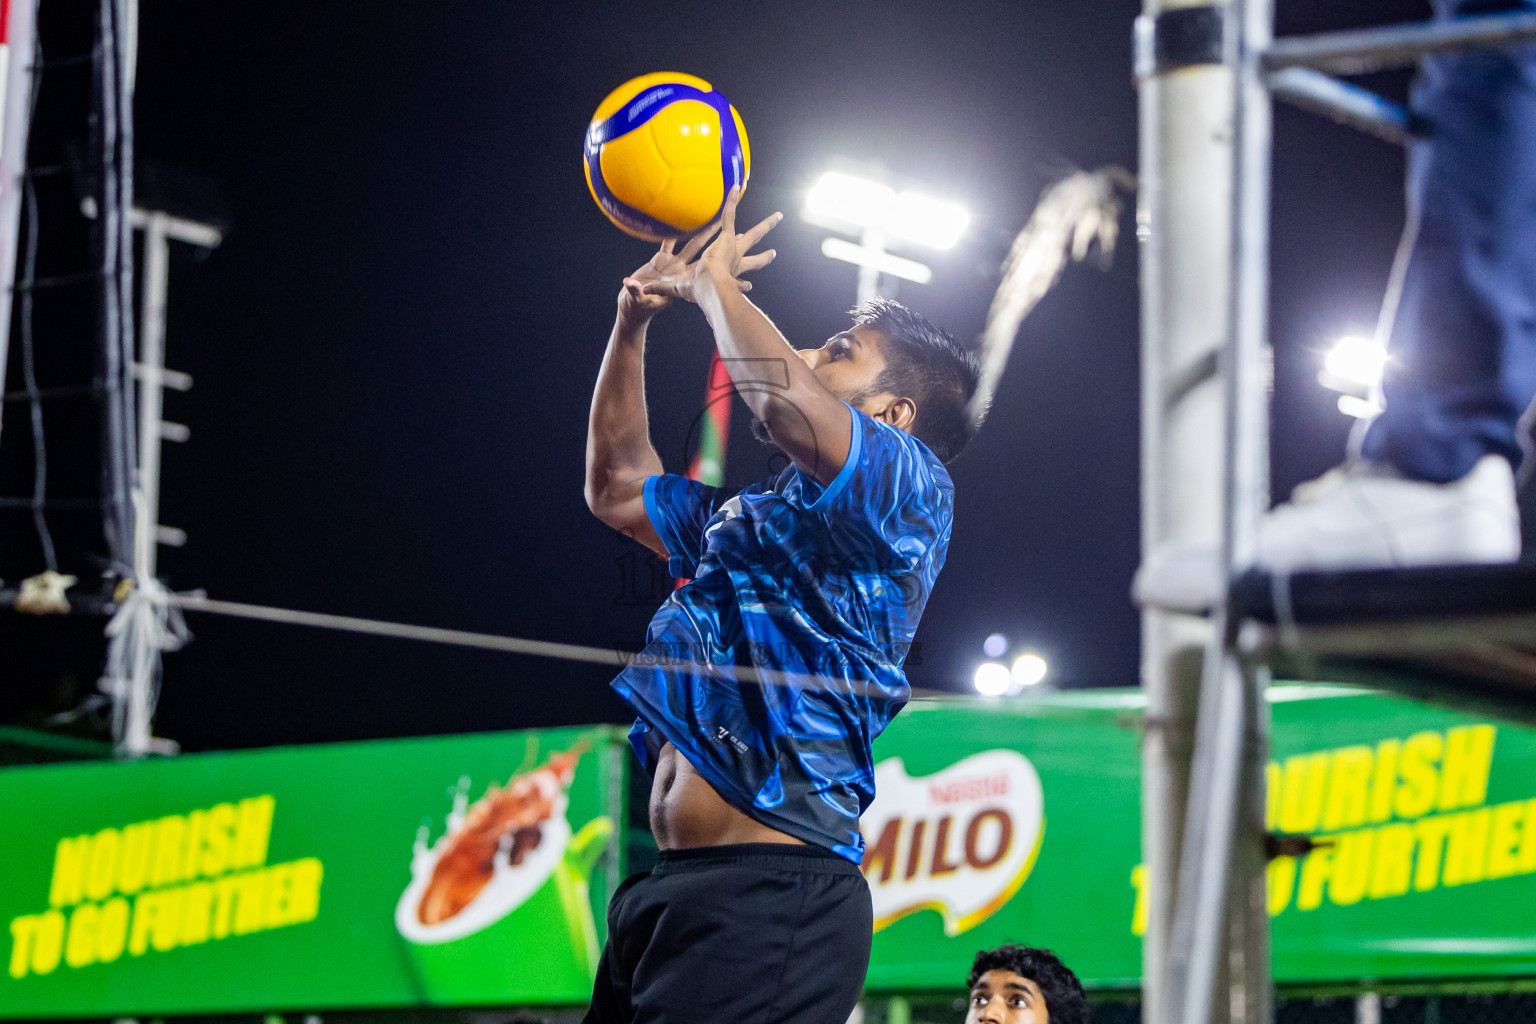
[416,747,582,926]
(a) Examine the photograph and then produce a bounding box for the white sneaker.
[1133,454,1521,613]
[1255,454,1520,572]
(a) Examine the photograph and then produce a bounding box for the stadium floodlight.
[888,191,970,250]
[804,168,968,305]
[820,238,933,285]
[1336,394,1382,419]
[1319,334,1388,418]
[983,632,1008,658]
[805,172,897,232]
[803,171,969,250]
[1011,653,1048,689]
[1323,335,1388,389]
[973,661,1012,696]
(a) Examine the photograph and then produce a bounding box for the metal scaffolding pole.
[1134,0,1234,1021]
[1227,10,1278,1006]
[1266,68,1408,146]
[1163,0,1274,1017]
[1265,10,1536,74]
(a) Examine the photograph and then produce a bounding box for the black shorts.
[583,843,873,1024]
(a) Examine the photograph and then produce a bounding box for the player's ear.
[881,396,917,432]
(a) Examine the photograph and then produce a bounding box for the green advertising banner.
[863,686,1536,990]
[0,726,628,1017]
[862,691,1144,991]
[3,686,1536,1018]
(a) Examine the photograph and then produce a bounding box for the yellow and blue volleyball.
[583,72,750,242]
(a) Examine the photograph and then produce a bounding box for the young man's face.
[797,326,891,413]
[966,969,1050,1024]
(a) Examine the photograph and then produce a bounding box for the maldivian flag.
[676,353,732,587]
[686,352,733,487]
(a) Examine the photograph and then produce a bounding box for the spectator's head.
[965,945,1088,1024]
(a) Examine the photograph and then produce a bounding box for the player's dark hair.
[967,945,1088,1024]
[851,299,981,464]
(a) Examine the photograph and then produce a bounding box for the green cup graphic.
[396,788,613,1005]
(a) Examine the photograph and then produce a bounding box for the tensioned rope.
[174,593,638,670]
[156,591,961,703]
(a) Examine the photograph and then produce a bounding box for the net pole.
[96,0,134,569]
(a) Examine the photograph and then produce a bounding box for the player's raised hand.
[700,186,782,289]
[619,237,688,326]
[638,187,780,303]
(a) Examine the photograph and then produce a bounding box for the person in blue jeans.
[1260,0,1535,570]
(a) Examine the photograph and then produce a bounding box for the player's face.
[797,326,890,408]
[965,970,1049,1024]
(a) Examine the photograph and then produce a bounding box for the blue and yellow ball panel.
[584,73,749,242]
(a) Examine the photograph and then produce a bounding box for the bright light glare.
[973,661,1012,696]
[804,171,969,250]
[1322,335,1387,391]
[805,172,896,230]
[889,191,969,249]
[820,238,933,284]
[983,632,1008,658]
[1011,653,1048,688]
[1337,394,1382,419]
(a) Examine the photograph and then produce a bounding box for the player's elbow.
[583,457,618,516]
[584,479,618,525]
[583,472,641,533]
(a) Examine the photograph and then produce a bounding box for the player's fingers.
[739,212,783,251]
[736,250,776,272]
[678,220,720,262]
[622,277,644,296]
[642,280,684,299]
[721,186,740,238]
[736,278,752,292]
[659,238,676,256]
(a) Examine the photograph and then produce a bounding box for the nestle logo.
[928,774,1010,805]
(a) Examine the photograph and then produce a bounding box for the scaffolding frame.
[1136,5,1536,1024]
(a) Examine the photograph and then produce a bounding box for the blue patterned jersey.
[610,404,955,862]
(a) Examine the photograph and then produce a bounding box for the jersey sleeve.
[643,473,727,579]
[808,404,953,575]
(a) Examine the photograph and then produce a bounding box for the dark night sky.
[6,1,1463,751]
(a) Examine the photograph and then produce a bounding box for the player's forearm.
[694,268,829,423]
[585,316,663,509]
[693,268,850,480]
